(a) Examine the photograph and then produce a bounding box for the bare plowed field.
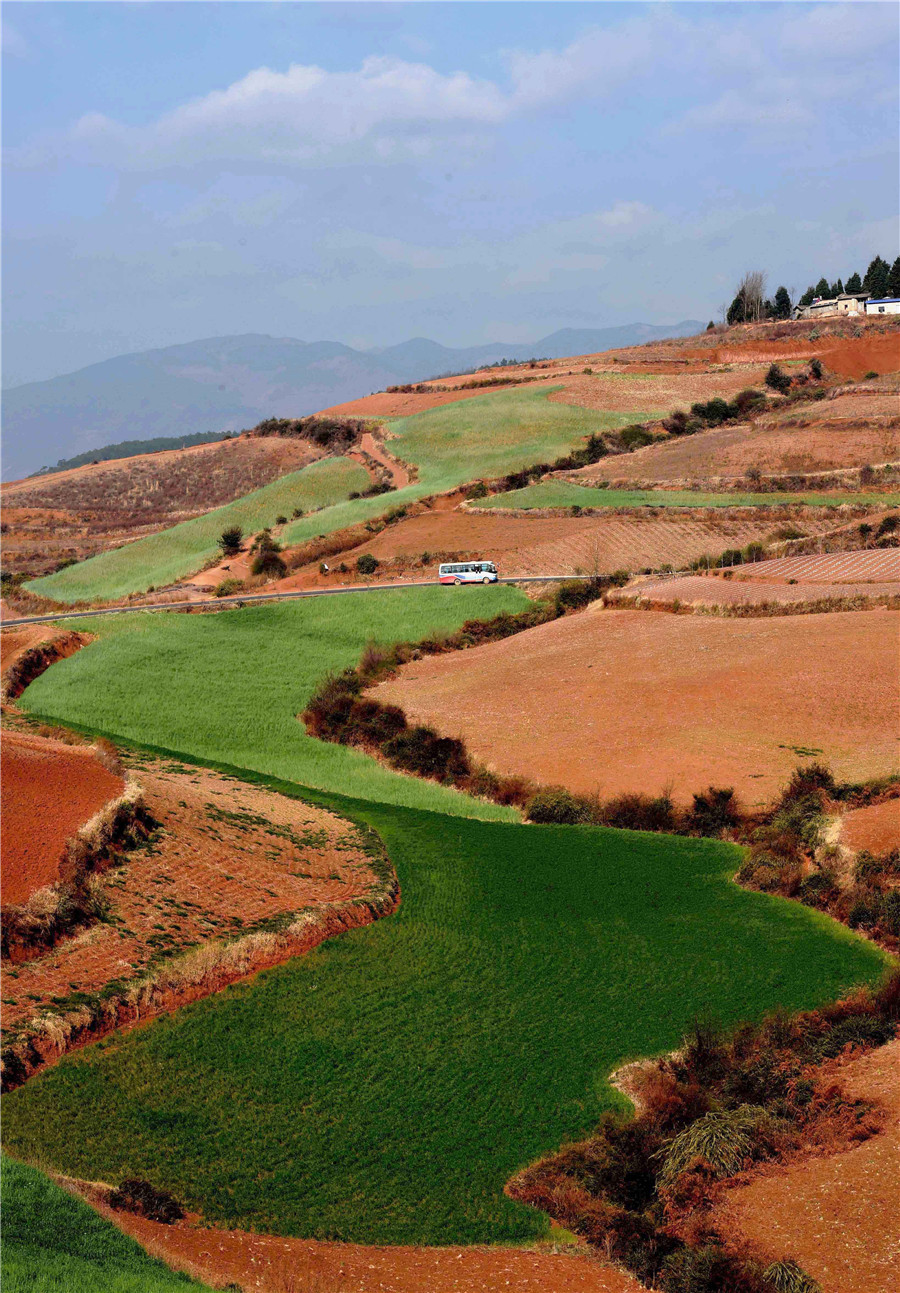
[607,574,899,612]
[546,365,770,415]
[1,731,125,905]
[374,609,900,807]
[97,1204,640,1293]
[1,758,379,1030]
[839,800,900,855]
[723,549,900,583]
[714,1039,900,1293]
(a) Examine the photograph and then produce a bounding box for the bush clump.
[356,554,380,575]
[109,1179,184,1225]
[765,363,792,394]
[526,787,596,825]
[218,525,244,557]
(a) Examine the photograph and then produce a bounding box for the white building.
[795,291,870,320]
[865,298,900,315]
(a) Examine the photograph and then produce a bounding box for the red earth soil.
[723,548,900,583]
[683,331,900,380]
[713,1039,900,1293]
[607,573,899,612]
[1,757,380,1030]
[373,608,900,809]
[839,800,900,855]
[93,1201,643,1293]
[1,731,125,905]
[0,625,52,669]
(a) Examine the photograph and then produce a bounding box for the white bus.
[439,561,499,585]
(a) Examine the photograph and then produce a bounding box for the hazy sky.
[3,1,897,386]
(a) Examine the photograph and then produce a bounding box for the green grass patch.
[18,586,528,819]
[32,388,647,603]
[27,455,369,604]
[3,794,886,1245]
[479,481,900,511]
[1,1155,212,1293]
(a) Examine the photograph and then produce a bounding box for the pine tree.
[773,286,792,319]
[863,256,889,297]
[845,272,862,294]
[814,277,830,298]
[887,257,900,298]
[799,285,815,308]
[830,278,844,297]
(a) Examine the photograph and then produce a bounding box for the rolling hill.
[2,322,702,480]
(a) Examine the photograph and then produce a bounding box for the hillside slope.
[2,323,702,480]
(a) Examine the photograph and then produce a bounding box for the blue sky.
[3,1,897,386]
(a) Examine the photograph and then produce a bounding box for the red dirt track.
[1,731,124,905]
[374,608,900,807]
[96,1205,642,1293]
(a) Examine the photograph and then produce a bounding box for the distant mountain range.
[2,322,702,480]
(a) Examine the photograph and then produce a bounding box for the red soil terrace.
[714,1038,900,1293]
[1,731,124,906]
[374,608,899,809]
[97,1205,642,1293]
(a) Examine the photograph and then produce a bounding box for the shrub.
[276,514,287,525]
[251,548,286,578]
[109,1179,184,1225]
[466,481,489,500]
[656,1105,773,1186]
[600,793,677,833]
[863,370,879,380]
[690,398,733,426]
[859,464,876,485]
[620,424,655,450]
[356,554,380,575]
[812,1014,895,1059]
[526,787,596,825]
[214,578,246,598]
[688,787,739,836]
[383,726,470,782]
[733,388,767,416]
[764,364,792,394]
[218,525,244,557]
[292,507,305,519]
[808,358,824,380]
[763,1260,821,1293]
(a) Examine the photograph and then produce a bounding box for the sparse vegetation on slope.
[1,1155,212,1293]
[26,456,369,602]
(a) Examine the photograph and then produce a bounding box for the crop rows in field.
[506,516,795,577]
[726,548,900,583]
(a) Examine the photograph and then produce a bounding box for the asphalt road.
[1,575,592,628]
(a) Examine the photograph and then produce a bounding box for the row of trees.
[796,254,900,307]
[725,255,899,325]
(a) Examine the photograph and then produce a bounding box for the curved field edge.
[27,389,646,604]
[13,588,530,820]
[26,455,369,604]
[3,743,888,1246]
[1,1154,214,1293]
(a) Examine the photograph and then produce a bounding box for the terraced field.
[723,548,900,583]
[480,482,900,510]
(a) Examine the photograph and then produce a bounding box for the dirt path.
[373,608,899,808]
[1,731,125,905]
[89,1200,643,1293]
[356,431,411,489]
[713,1039,900,1293]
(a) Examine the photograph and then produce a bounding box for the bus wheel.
[454,577,462,585]
[482,576,490,584]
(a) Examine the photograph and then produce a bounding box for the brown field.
[607,573,900,614]
[0,435,324,577]
[1,731,124,905]
[373,608,900,808]
[839,800,900,856]
[96,1202,639,1293]
[257,507,845,596]
[0,756,381,1032]
[680,326,900,380]
[714,1038,900,1293]
[546,365,771,415]
[727,548,900,583]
